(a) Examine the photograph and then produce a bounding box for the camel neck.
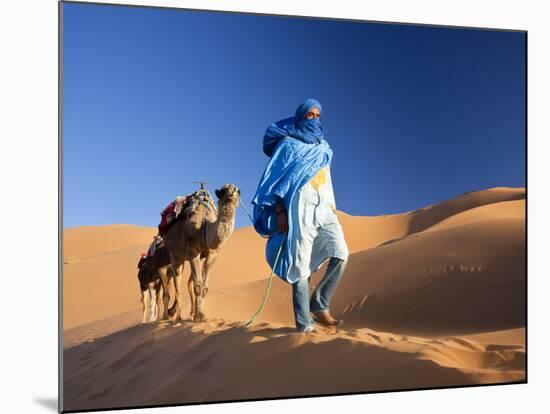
[207,199,236,249]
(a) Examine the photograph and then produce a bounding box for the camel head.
[214,184,240,207]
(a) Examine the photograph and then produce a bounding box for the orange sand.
[62,186,526,411]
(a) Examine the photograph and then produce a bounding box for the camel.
[159,183,240,322]
[137,244,175,323]
[137,261,162,323]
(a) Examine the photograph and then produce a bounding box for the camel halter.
[238,197,254,224]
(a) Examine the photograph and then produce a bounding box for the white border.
[1,1,548,413]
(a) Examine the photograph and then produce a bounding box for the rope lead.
[237,196,285,328]
[243,237,285,327]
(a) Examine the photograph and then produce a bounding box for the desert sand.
[62,187,526,411]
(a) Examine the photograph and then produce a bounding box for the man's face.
[304,107,321,120]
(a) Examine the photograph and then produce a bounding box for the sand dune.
[63,224,156,263]
[191,213,525,337]
[423,198,524,232]
[333,217,525,335]
[63,186,525,330]
[62,186,526,410]
[63,226,276,329]
[62,225,270,330]
[405,186,525,235]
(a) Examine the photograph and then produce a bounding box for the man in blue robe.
[252,98,349,333]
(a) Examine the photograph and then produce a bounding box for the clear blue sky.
[62,2,525,229]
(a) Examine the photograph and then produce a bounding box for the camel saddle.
[157,189,217,237]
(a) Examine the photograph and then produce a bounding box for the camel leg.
[201,254,218,298]
[148,284,157,323]
[157,267,170,320]
[171,263,185,322]
[141,288,149,324]
[167,264,184,320]
[167,267,177,318]
[155,281,163,322]
[187,274,195,320]
[190,256,205,322]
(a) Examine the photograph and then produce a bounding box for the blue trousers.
[291,257,347,331]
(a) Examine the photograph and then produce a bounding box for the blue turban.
[263,98,324,157]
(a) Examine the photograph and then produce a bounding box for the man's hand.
[275,202,288,233]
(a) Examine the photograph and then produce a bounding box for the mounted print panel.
[60,1,526,412]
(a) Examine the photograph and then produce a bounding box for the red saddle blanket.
[158,196,188,236]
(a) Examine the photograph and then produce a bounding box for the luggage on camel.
[158,196,188,236]
[157,189,217,237]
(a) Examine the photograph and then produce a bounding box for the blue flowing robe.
[251,136,333,283]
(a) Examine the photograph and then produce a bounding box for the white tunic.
[286,165,349,281]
